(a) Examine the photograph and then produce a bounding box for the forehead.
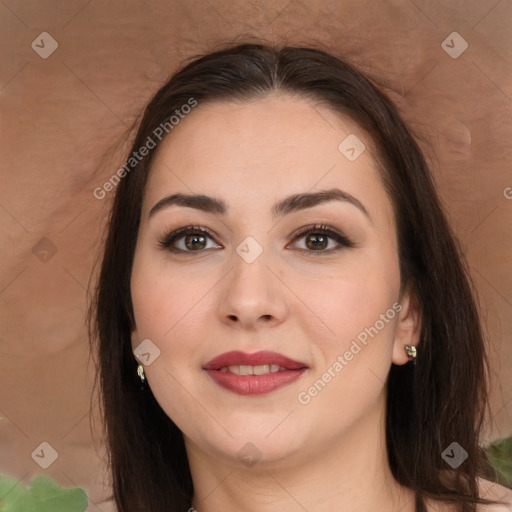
[142,94,390,220]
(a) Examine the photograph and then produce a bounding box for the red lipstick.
[203,350,308,396]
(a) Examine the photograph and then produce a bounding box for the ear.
[391,287,422,365]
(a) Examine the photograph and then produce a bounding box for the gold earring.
[137,364,146,382]
[404,345,417,365]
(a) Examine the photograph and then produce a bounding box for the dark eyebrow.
[148,188,370,222]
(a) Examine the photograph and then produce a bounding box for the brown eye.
[158,225,221,253]
[291,224,355,255]
[158,223,354,256]
[183,233,207,251]
[304,233,329,251]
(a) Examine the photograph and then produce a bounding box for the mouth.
[203,350,308,396]
[217,364,292,375]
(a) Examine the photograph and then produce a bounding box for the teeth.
[239,365,253,375]
[218,365,287,375]
[253,364,270,375]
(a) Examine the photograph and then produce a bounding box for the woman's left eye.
[157,224,354,255]
[289,224,355,255]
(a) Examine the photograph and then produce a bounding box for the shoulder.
[477,478,512,511]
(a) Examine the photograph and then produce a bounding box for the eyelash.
[157,223,355,256]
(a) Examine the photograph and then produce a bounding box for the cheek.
[130,250,217,429]
[130,245,213,343]
[294,247,401,351]
[294,254,401,428]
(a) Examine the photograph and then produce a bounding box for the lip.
[203,350,308,396]
[203,350,308,370]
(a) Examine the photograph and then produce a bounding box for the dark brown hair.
[88,41,503,511]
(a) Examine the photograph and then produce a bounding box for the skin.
[129,93,424,511]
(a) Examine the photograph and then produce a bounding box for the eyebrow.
[148,188,370,222]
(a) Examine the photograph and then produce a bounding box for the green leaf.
[485,435,512,489]
[0,473,88,512]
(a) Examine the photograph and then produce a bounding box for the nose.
[217,246,288,330]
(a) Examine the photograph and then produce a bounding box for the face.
[130,94,419,470]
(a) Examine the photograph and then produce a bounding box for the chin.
[194,420,307,469]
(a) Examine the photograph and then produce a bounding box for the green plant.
[485,435,512,489]
[0,473,87,512]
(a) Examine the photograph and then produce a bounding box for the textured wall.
[1,0,511,509]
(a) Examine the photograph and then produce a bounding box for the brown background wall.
[1,0,511,509]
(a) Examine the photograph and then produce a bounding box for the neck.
[186,393,415,512]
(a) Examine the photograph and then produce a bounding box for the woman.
[88,42,512,511]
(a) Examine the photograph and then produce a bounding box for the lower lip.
[205,368,307,395]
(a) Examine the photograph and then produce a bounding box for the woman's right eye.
[158,225,221,253]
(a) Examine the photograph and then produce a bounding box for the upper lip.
[203,350,308,371]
